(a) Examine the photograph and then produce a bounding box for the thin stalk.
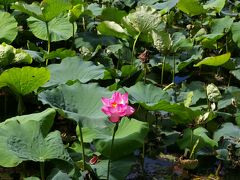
[40,162,45,180]
[78,124,86,170]
[161,56,166,86]
[132,32,141,64]
[4,91,7,116]
[72,22,75,49]
[189,139,199,159]
[17,95,24,115]
[107,122,119,180]
[45,22,51,66]
[228,74,231,87]
[82,17,86,31]
[172,55,175,83]
[143,63,147,84]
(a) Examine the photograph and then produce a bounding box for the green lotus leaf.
[0,110,71,167]
[13,49,32,64]
[122,5,161,36]
[5,108,56,136]
[43,48,76,60]
[43,56,105,87]
[92,156,136,180]
[28,13,75,42]
[12,2,44,21]
[203,0,226,13]
[97,21,129,39]
[47,168,71,180]
[231,22,240,48]
[213,123,240,142]
[41,0,72,22]
[230,69,240,81]
[12,0,71,22]
[211,16,234,34]
[177,0,206,16]
[0,11,18,43]
[68,4,85,23]
[178,127,217,152]
[206,83,222,102]
[124,82,201,123]
[0,43,15,67]
[0,67,50,95]
[194,53,231,67]
[152,30,172,52]
[124,82,171,105]
[101,7,127,24]
[171,32,193,52]
[39,82,112,127]
[82,117,149,160]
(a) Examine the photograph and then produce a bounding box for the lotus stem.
[172,55,175,83]
[45,22,51,66]
[189,139,199,159]
[107,122,119,180]
[17,95,25,115]
[78,124,86,170]
[72,22,75,49]
[40,162,45,180]
[132,31,141,64]
[161,56,166,86]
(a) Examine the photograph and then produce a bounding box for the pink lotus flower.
[101,92,135,123]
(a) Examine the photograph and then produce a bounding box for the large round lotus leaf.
[12,2,44,21]
[0,11,18,43]
[43,56,105,87]
[213,123,240,142]
[12,0,72,22]
[122,5,161,35]
[123,82,171,105]
[0,67,50,96]
[28,13,75,42]
[5,108,56,136]
[39,82,112,128]
[124,82,201,124]
[41,0,72,22]
[0,115,71,167]
[82,117,149,160]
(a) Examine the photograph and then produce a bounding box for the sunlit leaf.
[0,11,18,43]
[28,13,75,42]
[177,0,206,16]
[122,5,161,36]
[97,21,129,39]
[12,2,44,21]
[0,67,50,95]
[203,0,226,13]
[43,48,76,60]
[206,83,222,102]
[6,108,56,136]
[194,53,231,67]
[41,0,72,21]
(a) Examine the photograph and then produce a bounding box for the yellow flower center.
[112,102,117,108]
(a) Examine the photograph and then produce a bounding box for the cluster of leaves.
[0,0,240,179]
